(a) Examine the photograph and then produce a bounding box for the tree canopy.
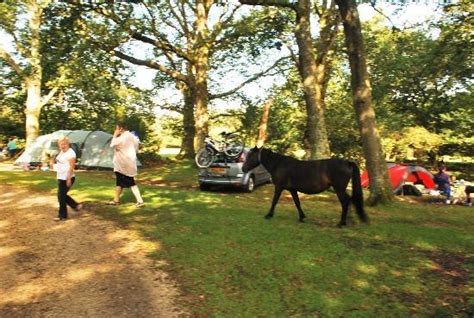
[0,0,471,203]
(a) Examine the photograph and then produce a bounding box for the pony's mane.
[262,148,298,162]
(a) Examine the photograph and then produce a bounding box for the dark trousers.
[466,186,474,203]
[57,178,78,219]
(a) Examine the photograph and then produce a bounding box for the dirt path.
[0,184,186,317]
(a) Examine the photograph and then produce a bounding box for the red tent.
[361,163,435,192]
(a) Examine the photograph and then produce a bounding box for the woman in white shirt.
[53,136,82,221]
[108,123,144,207]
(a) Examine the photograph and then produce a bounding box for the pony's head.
[242,146,262,173]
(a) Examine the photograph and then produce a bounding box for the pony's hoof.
[264,214,273,219]
[337,222,346,228]
[299,219,305,223]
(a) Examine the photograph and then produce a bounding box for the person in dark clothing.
[433,165,451,204]
[465,185,474,206]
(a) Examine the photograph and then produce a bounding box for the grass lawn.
[1,160,473,317]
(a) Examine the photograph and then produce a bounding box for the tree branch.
[239,0,296,10]
[208,4,242,45]
[279,35,299,68]
[163,49,179,70]
[0,46,24,78]
[131,32,191,61]
[178,0,193,43]
[111,49,190,84]
[314,3,322,17]
[159,13,187,38]
[209,56,290,99]
[316,5,340,65]
[40,87,58,107]
[165,0,188,34]
[10,32,28,58]
[368,1,398,29]
[140,1,160,36]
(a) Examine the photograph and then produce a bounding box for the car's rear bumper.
[198,176,246,186]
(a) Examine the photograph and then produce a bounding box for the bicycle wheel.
[224,134,244,158]
[195,147,215,168]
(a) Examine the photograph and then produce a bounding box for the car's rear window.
[212,151,248,164]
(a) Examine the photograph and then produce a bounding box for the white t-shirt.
[55,148,76,180]
[110,131,139,177]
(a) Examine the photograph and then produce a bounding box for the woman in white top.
[108,122,144,207]
[53,136,82,221]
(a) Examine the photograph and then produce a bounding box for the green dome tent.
[15,130,141,169]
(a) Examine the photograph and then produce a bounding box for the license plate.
[210,167,227,174]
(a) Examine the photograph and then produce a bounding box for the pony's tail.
[350,162,369,223]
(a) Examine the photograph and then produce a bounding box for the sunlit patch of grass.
[357,263,378,275]
[353,279,371,289]
[414,240,437,251]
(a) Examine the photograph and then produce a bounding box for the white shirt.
[110,131,139,177]
[55,148,76,180]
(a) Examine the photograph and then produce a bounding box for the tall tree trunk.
[256,97,273,147]
[239,0,331,159]
[336,0,393,205]
[295,0,331,159]
[179,86,196,159]
[24,79,42,146]
[315,3,339,126]
[193,66,209,151]
[24,0,44,146]
[193,0,211,151]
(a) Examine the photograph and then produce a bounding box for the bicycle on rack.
[195,132,245,168]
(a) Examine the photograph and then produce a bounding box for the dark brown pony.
[242,147,368,227]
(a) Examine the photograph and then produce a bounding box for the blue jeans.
[57,178,78,219]
[441,188,451,200]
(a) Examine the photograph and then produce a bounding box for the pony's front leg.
[265,187,283,219]
[290,190,306,222]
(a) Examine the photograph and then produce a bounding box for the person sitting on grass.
[7,137,17,158]
[433,165,451,204]
[465,185,474,206]
[1,145,8,159]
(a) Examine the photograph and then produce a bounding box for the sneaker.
[53,217,67,221]
[75,204,83,212]
[106,201,120,206]
[445,200,451,205]
[135,202,144,208]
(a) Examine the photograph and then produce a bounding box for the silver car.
[198,148,272,192]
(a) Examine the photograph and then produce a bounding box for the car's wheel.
[244,175,255,193]
[199,183,210,191]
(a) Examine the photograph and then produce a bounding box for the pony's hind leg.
[335,190,351,227]
[265,187,283,219]
[290,190,306,222]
